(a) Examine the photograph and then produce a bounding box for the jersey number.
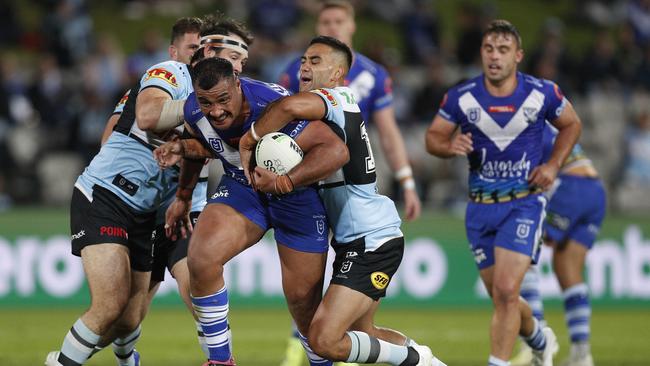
[360,122,376,173]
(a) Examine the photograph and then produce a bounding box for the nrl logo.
[208,137,224,153]
[523,107,539,124]
[467,107,481,124]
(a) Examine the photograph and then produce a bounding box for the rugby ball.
[255,132,303,175]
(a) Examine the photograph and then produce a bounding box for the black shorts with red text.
[330,236,404,301]
[70,185,156,272]
[151,211,201,282]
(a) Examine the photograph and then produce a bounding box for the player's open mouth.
[300,77,312,83]
[488,64,500,70]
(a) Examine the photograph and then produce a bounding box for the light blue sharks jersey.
[438,72,568,202]
[76,60,204,213]
[311,87,402,251]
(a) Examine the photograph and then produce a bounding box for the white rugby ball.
[255,132,303,175]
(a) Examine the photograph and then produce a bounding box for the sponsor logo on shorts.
[473,247,487,264]
[340,260,352,273]
[99,226,128,239]
[144,68,178,87]
[71,230,85,241]
[370,271,390,290]
[211,187,229,199]
[547,212,570,231]
[346,251,358,258]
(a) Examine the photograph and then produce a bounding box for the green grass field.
[1,306,649,366]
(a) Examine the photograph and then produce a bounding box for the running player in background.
[279,0,421,221]
[157,57,347,366]
[512,122,605,366]
[239,35,446,366]
[425,20,582,366]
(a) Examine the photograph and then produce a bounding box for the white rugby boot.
[531,327,559,366]
[44,351,61,366]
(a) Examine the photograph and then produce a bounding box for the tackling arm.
[252,120,349,195]
[135,87,185,132]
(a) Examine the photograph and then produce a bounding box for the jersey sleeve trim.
[139,85,174,99]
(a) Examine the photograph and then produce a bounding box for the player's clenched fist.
[450,132,473,156]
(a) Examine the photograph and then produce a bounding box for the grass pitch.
[1,306,649,366]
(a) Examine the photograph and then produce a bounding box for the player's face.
[170,32,200,64]
[299,43,340,92]
[203,34,248,75]
[480,33,523,84]
[317,8,355,45]
[195,78,243,130]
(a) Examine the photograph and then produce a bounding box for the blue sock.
[192,287,231,362]
[521,267,546,327]
[563,283,591,343]
[58,318,101,365]
[297,332,332,366]
[524,317,547,351]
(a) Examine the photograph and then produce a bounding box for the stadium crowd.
[0,0,649,212]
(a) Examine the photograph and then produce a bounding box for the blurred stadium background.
[0,0,649,365]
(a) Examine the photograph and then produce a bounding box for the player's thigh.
[492,246,531,296]
[311,284,375,339]
[277,244,327,294]
[81,243,132,306]
[188,203,265,264]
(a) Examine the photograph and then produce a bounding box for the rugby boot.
[531,327,559,366]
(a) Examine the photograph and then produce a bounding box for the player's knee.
[284,284,319,309]
[308,321,342,359]
[187,251,223,282]
[492,279,520,306]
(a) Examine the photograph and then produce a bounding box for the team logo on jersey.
[144,68,178,87]
[467,107,481,124]
[340,260,353,273]
[370,272,390,290]
[314,88,338,106]
[208,137,224,153]
[523,107,539,124]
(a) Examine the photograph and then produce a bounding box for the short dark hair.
[200,13,254,46]
[483,19,522,49]
[170,17,202,45]
[191,57,236,91]
[320,0,355,18]
[309,35,353,71]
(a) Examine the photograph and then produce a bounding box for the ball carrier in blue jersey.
[513,123,605,366]
[239,36,446,366]
[426,20,582,366]
[155,57,348,366]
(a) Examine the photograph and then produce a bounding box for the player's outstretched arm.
[252,120,349,195]
[135,87,185,132]
[529,101,582,190]
[425,115,473,158]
